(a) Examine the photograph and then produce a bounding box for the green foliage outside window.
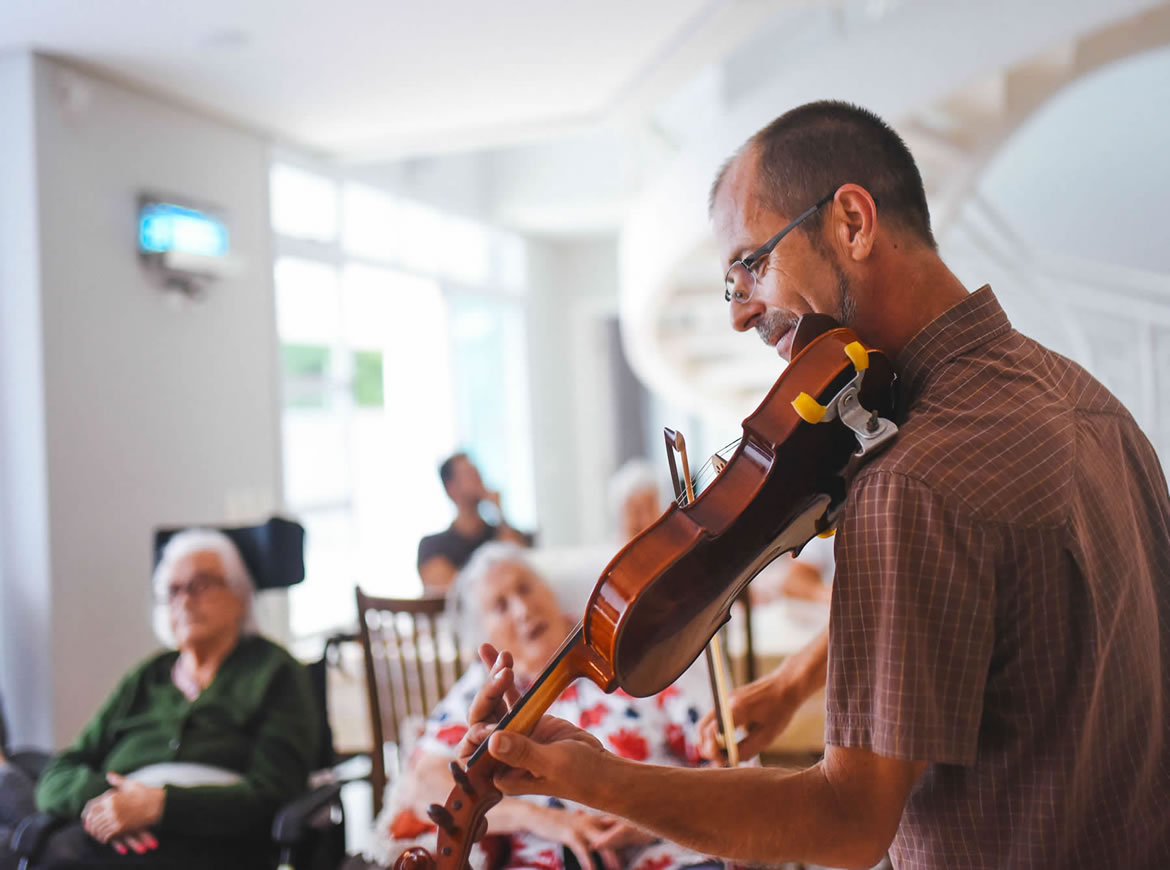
[353,350,384,408]
[282,343,331,408]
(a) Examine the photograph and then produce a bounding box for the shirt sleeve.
[34,666,144,818]
[826,470,996,766]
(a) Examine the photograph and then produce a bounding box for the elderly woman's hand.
[587,816,658,851]
[81,773,165,848]
[526,806,622,870]
[108,831,159,855]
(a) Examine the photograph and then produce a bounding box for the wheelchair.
[5,518,354,870]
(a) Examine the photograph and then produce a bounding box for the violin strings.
[673,437,743,507]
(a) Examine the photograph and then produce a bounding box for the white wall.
[0,51,54,747]
[0,53,284,747]
[526,236,622,546]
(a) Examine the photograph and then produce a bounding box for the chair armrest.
[10,812,68,859]
[271,782,344,846]
[320,753,371,785]
[8,749,52,781]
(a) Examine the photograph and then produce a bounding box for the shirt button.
[169,738,180,751]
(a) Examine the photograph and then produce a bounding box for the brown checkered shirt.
[827,286,1170,868]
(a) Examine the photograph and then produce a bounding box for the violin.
[400,315,898,870]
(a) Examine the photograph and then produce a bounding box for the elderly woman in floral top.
[360,542,723,870]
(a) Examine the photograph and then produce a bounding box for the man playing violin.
[461,101,1170,869]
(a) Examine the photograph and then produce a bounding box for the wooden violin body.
[408,318,897,870]
[586,320,894,696]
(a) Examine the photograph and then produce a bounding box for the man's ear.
[831,184,878,262]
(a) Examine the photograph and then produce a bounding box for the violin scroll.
[427,757,500,868]
[394,847,437,870]
[390,757,498,870]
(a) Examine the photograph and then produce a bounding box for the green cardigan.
[35,635,320,838]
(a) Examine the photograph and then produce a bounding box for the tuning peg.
[449,760,477,798]
[427,804,459,837]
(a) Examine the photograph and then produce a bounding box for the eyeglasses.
[724,191,837,303]
[163,572,227,604]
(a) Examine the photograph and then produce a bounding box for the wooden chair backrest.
[356,587,467,816]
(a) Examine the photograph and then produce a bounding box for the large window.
[270,162,534,638]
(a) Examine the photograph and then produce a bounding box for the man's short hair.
[439,452,468,488]
[711,100,936,250]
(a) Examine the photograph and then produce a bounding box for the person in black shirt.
[417,452,533,592]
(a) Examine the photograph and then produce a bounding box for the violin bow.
[663,428,740,768]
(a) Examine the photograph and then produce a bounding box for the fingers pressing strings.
[471,644,521,721]
[457,643,522,763]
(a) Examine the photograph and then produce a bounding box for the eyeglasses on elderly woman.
[161,571,228,605]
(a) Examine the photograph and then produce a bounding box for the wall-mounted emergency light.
[138,197,234,297]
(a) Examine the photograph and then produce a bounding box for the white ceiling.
[0,0,782,159]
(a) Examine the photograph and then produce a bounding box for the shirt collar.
[895,285,1012,413]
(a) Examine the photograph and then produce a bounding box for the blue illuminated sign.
[138,202,229,258]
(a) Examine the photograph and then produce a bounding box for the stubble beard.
[835,258,857,327]
[755,260,856,349]
[755,309,799,347]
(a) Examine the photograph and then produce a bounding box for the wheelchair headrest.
[153,516,306,591]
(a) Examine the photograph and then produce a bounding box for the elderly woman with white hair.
[608,460,664,546]
[31,529,319,869]
[357,542,723,870]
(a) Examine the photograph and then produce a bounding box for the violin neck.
[468,623,586,767]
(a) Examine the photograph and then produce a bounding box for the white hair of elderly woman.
[448,541,540,650]
[607,458,663,518]
[151,528,259,647]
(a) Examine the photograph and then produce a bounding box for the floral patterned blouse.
[405,662,724,870]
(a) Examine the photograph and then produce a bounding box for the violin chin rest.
[790,314,841,356]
